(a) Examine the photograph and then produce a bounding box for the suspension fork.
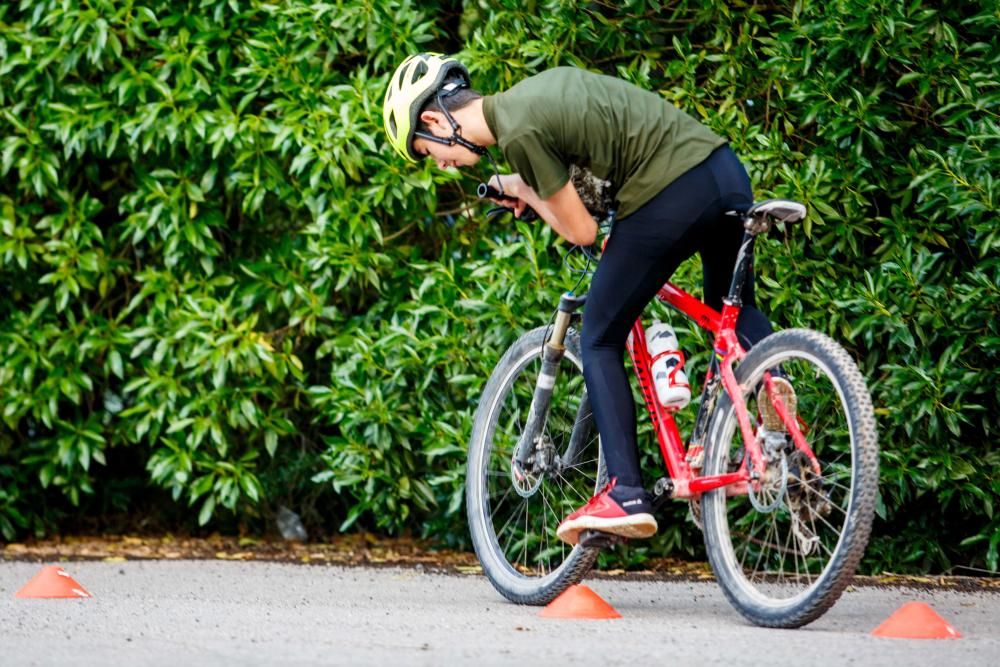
[513,293,587,469]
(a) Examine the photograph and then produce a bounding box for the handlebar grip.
[477,182,539,222]
[476,182,518,203]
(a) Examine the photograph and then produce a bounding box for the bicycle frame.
[521,209,817,503]
[628,283,749,498]
[624,230,815,501]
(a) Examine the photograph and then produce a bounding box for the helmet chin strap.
[414,85,488,155]
[415,83,509,198]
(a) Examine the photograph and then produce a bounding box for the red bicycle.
[465,198,879,628]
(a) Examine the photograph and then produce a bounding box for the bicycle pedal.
[651,494,672,513]
[579,530,626,550]
[651,477,674,513]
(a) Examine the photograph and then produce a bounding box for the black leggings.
[581,146,772,488]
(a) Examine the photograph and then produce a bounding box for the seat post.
[725,230,757,307]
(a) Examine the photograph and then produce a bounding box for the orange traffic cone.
[15,565,93,599]
[538,584,621,619]
[871,601,961,639]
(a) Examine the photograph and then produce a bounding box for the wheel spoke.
[500,500,527,560]
[488,484,516,522]
[469,330,605,599]
[701,332,878,625]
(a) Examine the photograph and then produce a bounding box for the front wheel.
[466,326,607,605]
[702,328,879,628]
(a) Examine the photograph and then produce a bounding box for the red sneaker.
[556,479,658,546]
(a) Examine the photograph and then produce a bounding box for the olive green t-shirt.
[482,67,727,219]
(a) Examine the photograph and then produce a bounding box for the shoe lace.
[584,478,617,507]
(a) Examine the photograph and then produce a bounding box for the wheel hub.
[510,434,556,498]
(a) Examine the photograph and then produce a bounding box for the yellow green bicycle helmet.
[383,53,482,162]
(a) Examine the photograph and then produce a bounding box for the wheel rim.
[476,344,605,582]
[706,348,859,607]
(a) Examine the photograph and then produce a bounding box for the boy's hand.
[488,174,532,219]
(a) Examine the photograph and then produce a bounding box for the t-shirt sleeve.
[502,132,569,200]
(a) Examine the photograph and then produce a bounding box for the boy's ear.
[419,110,445,129]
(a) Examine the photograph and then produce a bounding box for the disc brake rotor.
[747,452,788,512]
[510,456,542,498]
[510,434,556,498]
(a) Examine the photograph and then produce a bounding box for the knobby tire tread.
[703,328,879,628]
[466,326,602,606]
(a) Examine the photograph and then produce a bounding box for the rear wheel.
[466,326,606,605]
[702,328,879,628]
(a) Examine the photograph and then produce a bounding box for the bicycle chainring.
[688,499,704,531]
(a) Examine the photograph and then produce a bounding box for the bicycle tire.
[466,326,607,605]
[702,328,879,628]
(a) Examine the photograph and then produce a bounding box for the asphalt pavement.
[2,561,999,666]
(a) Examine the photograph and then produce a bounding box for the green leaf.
[109,350,124,379]
[198,496,216,526]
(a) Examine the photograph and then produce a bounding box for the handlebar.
[477,182,539,222]
[476,183,517,203]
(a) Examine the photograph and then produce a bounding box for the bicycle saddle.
[745,199,807,223]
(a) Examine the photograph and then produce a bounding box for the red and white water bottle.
[646,322,691,409]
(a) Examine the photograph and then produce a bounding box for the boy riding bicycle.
[383,53,796,546]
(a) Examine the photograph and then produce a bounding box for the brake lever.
[486,206,539,223]
[486,206,513,222]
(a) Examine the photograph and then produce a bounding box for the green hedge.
[0,1,997,573]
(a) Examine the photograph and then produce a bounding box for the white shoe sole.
[556,513,658,546]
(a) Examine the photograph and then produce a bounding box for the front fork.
[513,293,586,471]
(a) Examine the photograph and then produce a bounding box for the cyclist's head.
[418,86,482,132]
[383,53,484,163]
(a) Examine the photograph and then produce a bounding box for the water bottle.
[646,322,691,409]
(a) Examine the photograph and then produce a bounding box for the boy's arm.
[489,174,597,246]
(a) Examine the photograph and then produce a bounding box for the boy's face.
[413,111,482,169]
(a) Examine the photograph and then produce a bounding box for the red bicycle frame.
[625,282,813,500]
